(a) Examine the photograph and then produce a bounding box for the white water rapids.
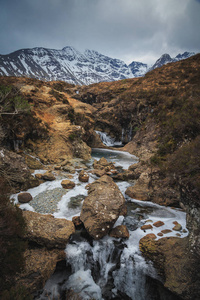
[11,146,188,300]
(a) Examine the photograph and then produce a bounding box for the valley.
[0,53,199,299]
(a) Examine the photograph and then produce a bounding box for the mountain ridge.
[0,46,195,85]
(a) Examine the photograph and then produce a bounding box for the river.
[11,144,188,300]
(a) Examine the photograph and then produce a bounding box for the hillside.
[0,54,200,299]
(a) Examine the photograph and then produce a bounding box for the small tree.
[0,85,30,115]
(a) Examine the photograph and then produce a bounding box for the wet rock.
[0,149,39,191]
[35,173,43,180]
[68,194,85,209]
[125,171,151,201]
[15,248,65,294]
[61,179,75,189]
[109,225,129,239]
[161,229,172,234]
[123,216,140,231]
[42,171,56,181]
[80,175,126,239]
[112,170,136,181]
[157,232,164,237]
[173,221,179,225]
[24,154,44,170]
[90,169,106,177]
[145,233,157,240]
[72,216,83,229]
[18,192,33,203]
[72,138,91,161]
[172,223,182,231]
[139,236,200,299]
[78,170,89,182]
[93,157,115,172]
[62,165,76,173]
[54,165,61,170]
[23,211,75,248]
[153,221,165,227]
[141,224,153,231]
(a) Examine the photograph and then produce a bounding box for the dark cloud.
[0,0,199,64]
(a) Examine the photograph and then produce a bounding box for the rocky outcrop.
[23,211,75,248]
[125,171,152,201]
[13,211,75,294]
[15,248,65,294]
[125,163,180,207]
[0,149,39,192]
[80,175,126,239]
[139,236,200,300]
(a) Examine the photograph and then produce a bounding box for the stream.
[11,145,188,300]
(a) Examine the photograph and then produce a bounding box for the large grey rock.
[80,175,126,239]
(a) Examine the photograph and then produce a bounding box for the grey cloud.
[0,0,199,64]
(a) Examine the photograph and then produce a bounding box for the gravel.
[30,188,67,214]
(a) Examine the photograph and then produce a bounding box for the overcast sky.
[0,0,200,65]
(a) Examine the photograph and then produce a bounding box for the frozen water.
[12,149,188,299]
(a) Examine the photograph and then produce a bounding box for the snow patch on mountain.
[0,46,196,85]
[150,51,195,70]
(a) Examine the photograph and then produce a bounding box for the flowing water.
[11,141,188,300]
[95,131,123,147]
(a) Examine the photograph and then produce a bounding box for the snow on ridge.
[0,46,196,85]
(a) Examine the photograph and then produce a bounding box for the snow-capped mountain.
[128,61,148,77]
[150,51,195,70]
[0,46,196,85]
[0,46,137,85]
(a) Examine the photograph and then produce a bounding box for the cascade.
[11,149,188,300]
[95,130,122,147]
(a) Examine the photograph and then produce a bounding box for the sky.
[0,0,200,65]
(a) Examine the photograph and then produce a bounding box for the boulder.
[61,179,75,189]
[80,175,126,239]
[0,149,39,191]
[18,192,33,203]
[15,248,65,294]
[42,171,56,181]
[125,172,151,201]
[78,170,89,182]
[109,225,129,239]
[139,236,200,299]
[113,170,136,181]
[23,211,75,248]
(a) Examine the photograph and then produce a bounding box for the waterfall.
[13,149,188,300]
[63,220,159,300]
[95,130,122,147]
[13,139,22,152]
